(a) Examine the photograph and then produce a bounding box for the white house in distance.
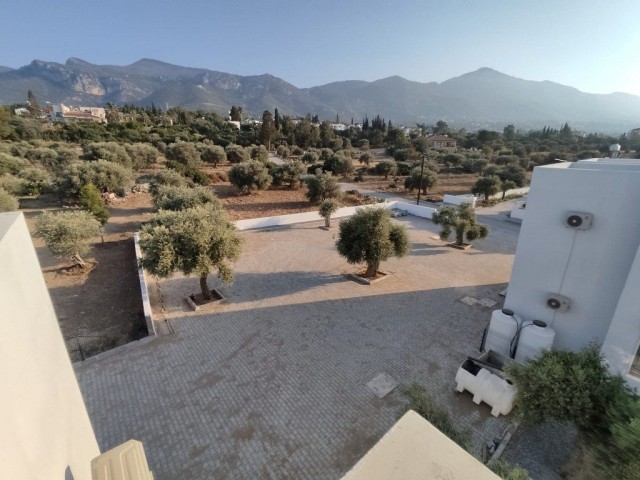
[503,157,640,389]
[47,103,107,123]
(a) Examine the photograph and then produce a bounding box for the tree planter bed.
[346,271,390,285]
[447,242,472,250]
[185,289,225,311]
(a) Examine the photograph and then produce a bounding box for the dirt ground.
[21,193,152,362]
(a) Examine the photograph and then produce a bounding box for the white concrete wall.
[601,245,640,390]
[0,212,100,480]
[443,194,477,208]
[505,162,640,356]
[509,201,526,222]
[134,233,155,336]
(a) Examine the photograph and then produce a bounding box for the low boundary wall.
[489,187,529,200]
[133,233,156,336]
[443,194,477,208]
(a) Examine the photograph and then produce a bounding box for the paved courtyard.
[76,214,522,479]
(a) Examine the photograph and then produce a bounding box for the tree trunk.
[502,190,506,200]
[455,226,466,246]
[325,217,330,228]
[200,276,213,300]
[72,253,86,267]
[365,261,379,278]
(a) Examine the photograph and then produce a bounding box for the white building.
[503,157,640,389]
[0,212,152,479]
[48,103,107,123]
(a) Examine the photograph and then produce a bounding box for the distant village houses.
[47,103,107,124]
[428,134,457,150]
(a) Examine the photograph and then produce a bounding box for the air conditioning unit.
[565,212,593,230]
[546,293,571,313]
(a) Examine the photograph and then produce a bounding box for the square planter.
[185,289,225,311]
[346,271,390,285]
[447,242,472,250]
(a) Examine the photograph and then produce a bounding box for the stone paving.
[76,215,521,479]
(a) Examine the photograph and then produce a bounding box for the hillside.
[1,58,639,132]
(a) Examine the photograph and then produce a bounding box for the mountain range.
[1,58,639,133]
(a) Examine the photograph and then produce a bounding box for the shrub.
[152,185,220,211]
[149,169,190,195]
[19,167,53,195]
[166,160,210,186]
[0,174,27,195]
[375,160,398,179]
[461,157,489,174]
[25,147,61,170]
[0,188,19,212]
[319,198,340,227]
[0,152,25,175]
[249,145,269,163]
[166,141,201,168]
[359,152,371,165]
[281,160,306,188]
[276,145,290,159]
[225,144,249,163]
[83,142,132,168]
[56,160,135,197]
[303,170,342,204]
[79,183,110,225]
[229,161,272,194]
[489,460,530,480]
[199,144,226,167]
[301,151,319,164]
[125,143,159,169]
[34,210,102,266]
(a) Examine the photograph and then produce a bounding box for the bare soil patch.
[22,192,152,362]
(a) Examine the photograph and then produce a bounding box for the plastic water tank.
[484,309,519,357]
[455,363,516,417]
[514,320,555,363]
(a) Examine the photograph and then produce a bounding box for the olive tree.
[149,169,189,195]
[199,144,226,167]
[404,167,438,195]
[152,185,220,211]
[166,141,201,168]
[138,204,242,300]
[35,210,102,267]
[319,198,340,227]
[336,207,410,277]
[281,160,306,188]
[0,188,18,212]
[225,144,250,164]
[229,161,272,194]
[472,175,501,203]
[56,160,134,197]
[432,204,489,247]
[375,160,397,179]
[303,170,342,204]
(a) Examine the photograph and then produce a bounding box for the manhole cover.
[459,296,478,306]
[367,373,399,398]
[478,298,497,308]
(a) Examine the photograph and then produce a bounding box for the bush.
[303,170,342,204]
[152,185,220,211]
[375,160,397,179]
[199,144,226,166]
[0,152,26,175]
[359,152,371,165]
[79,183,110,224]
[276,145,290,159]
[249,145,269,164]
[19,167,53,195]
[319,198,340,227]
[83,142,132,168]
[489,460,529,480]
[166,160,210,186]
[0,188,19,212]
[166,141,201,168]
[56,160,135,197]
[461,158,489,174]
[301,151,319,164]
[0,174,27,195]
[125,143,159,169]
[34,210,102,266]
[229,161,272,194]
[225,144,249,163]
[396,162,411,176]
[281,160,306,188]
[25,147,61,171]
[149,169,190,195]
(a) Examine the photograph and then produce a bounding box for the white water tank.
[484,309,519,357]
[514,320,555,363]
[455,361,516,417]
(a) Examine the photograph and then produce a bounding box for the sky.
[1,0,639,95]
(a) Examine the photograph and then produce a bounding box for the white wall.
[601,245,640,390]
[505,161,640,358]
[443,194,477,208]
[0,213,100,480]
[489,186,529,200]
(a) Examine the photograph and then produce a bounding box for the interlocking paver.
[76,215,520,479]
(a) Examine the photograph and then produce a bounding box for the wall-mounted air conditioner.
[565,212,593,230]
[546,293,571,313]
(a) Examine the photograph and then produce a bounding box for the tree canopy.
[138,204,242,300]
[35,210,102,266]
[336,207,410,277]
[432,204,489,246]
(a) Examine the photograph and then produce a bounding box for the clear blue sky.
[1,0,639,95]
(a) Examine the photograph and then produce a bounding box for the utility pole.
[416,152,426,205]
